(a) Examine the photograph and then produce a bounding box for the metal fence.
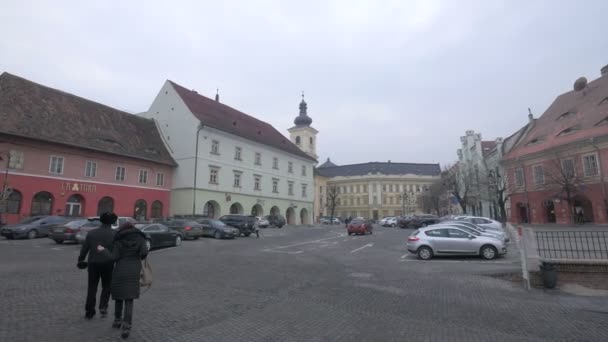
[535,231,608,260]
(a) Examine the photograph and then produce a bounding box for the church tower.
[288,93,318,160]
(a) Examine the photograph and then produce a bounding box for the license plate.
[54,228,64,233]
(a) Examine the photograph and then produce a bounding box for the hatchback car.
[198,219,240,239]
[220,215,257,236]
[159,219,203,240]
[442,220,508,243]
[49,218,101,244]
[406,226,506,260]
[1,215,71,239]
[135,223,182,251]
[383,217,399,227]
[347,219,373,235]
[408,214,440,228]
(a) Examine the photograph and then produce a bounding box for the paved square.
[1,225,607,341]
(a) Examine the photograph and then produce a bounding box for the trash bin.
[540,262,558,289]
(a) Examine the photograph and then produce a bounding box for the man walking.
[78,212,117,319]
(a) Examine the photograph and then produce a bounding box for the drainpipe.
[590,137,607,219]
[192,124,204,216]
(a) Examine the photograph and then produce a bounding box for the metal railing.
[535,231,608,260]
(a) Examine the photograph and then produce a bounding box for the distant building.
[315,160,441,221]
[144,81,317,224]
[0,72,175,224]
[503,64,608,224]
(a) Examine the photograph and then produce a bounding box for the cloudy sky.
[2,0,607,167]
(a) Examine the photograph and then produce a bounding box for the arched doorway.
[203,200,220,219]
[573,196,594,223]
[251,204,264,217]
[517,202,528,224]
[544,200,556,223]
[65,194,84,217]
[270,206,280,216]
[97,196,114,215]
[230,202,243,214]
[31,191,53,216]
[286,207,295,225]
[5,190,22,214]
[134,199,147,221]
[151,201,163,218]
[300,208,309,225]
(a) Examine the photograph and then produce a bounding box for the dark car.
[159,219,203,240]
[219,215,257,236]
[398,215,414,228]
[347,218,373,235]
[197,219,240,239]
[409,215,440,228]
[49,218,101,244]
[264,215,286,228]
[135,223,182,251]
[1,215,71,239]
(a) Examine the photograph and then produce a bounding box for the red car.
[347,219,373,235]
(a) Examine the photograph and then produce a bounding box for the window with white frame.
[561,159,575,178]
[301,184,307,197]
[115,166,126,181]
[273,157,279,170]
[156,172,165,186]
[288,181,294,195]
[301,165,306,176]
[85,160,97,178]
[209,167,219,184]
[255,152,261,165]
[389,184,393,192]
[272,178,279,193]
[515,168,524,187]
[533,165,544,185]
[288,161,293,173]
[234,147,242,160]
[254,175,261,191]
[233,172,242,188]
[583,154,599,176]
[139,170,148,184]
[49,156,64,174]
[211,140,220,154]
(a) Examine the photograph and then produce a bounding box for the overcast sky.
[2,0,607,167]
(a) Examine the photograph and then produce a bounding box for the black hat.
[100,212,118,225]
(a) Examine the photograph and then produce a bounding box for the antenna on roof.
[215,89,220,102]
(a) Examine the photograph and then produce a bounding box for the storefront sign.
[61,182,97,193]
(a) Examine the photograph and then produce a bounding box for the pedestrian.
[97,221,148,339]
[77,212,117,319]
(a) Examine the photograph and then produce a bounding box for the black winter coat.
[108,227,148,300]
[78,224,115,265]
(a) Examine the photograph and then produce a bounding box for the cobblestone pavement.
[1,225,607,342]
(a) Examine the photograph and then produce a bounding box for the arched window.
[97,197,114,215]
[134,200,147,221]
[295,136,301,145]
[5,190,22,214]
[309,137,313,145]
[65,194,84,216]
[31,191,53,216]
[151,201,163,218]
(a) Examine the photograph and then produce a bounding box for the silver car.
[406,226,507,260]
[442,220,508,243]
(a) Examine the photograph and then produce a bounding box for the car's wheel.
[347,232,352,236]
[391,224,396,228]
[417,246,433,260]
[145,239,151,251]
[278,225,283,229]
[244,232,251,237]
[26,230,38,239]
[54,239,63,244]
[214,231,221,239]
[193,236,200,240]
[369,230,373,235]
[174,235,182,246]
[480,245,498,260]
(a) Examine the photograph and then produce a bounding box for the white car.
[461,216,503,231]
[379,217,394,226]
[384,217,398,227]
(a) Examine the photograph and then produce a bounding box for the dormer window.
[556,111,575,121]
[557,126,580,136]
[526,137,542,146]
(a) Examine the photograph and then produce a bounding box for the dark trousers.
[85,263,113,315]
[114,299,134,324]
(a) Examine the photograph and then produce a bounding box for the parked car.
[408,215,440,228]
[378,217,393,226]
[440,221,505,242]
[459,216,504,231]
[406,226,507,260]
[398,215,414,228]
[264,214,286,228]
[159,219,203,240]
[256,216,270,228]
[75,222,104,244]
[87,216,138,230]
[347,218,373,235]
[197,219,240,239]
[220,215,257,236]
[383,217,399,227]
[442,220,508,243]
[135,223,182,251]
[1,215,71,239]
[49,218,101,244]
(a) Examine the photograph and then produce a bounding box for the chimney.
[602,64,608,77]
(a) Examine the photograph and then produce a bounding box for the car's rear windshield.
[65,219,88,228]
[351,219,364,224]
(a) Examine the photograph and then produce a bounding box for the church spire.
[294,91,312,127]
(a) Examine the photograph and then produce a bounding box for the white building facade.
[143,80,317,224]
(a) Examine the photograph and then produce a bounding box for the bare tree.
[442,163,475,214]
[419,181,446,215]
[325,185,340,225]
[487,169,511,223]
[545,155,583,224]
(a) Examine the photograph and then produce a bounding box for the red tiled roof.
[505,74,608,160]
[169,81,316,162]
[481,141,497,157]
[0,72,176,166]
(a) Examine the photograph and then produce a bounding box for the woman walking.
[97,222,148,339]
